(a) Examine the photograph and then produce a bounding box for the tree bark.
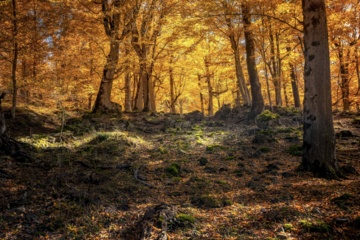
[228,30,251,106]
[337,45,351,112]
[242,3,264,120]
[11,0,18,119]
[92,0,124,113]
[198,74,205,115]
[205,57,214,116]
[169,59,176,114]
[289,62,301,108]
[299,0,341,179]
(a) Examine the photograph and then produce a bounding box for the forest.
[0,0,360,239]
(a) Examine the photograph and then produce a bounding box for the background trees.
[0,0,359,116]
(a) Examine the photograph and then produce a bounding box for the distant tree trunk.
[0,92,7,134]
[124,72,132,112]
[269,23,282,107]
[11,0,18,119]
[337,45,351,112]
[169,60,176,114]
[179,99,183,115]
[228,34,251,106]
[283,82,289,107]
[264,65,273,111]
[205,58,214,116]
[93,0,123,113]
[299,0,341,179]
[198,74,205,115]
[134,74,143,111]
[242,3,264,120]
[289,63,301,108]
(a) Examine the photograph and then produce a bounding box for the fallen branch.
[134,168,155,189]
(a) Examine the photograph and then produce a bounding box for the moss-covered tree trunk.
[299,0,341,179]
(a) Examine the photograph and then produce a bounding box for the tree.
[92,0,132,113]
[299,0,341,178]
[242,2,264,120]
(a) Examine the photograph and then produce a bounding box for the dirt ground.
[0,106,359,239]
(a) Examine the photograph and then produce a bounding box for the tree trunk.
[289,63,301,108]
[242,3,264,120]
[338,45,351,112]
[299,0,341,179]
[92,0,123,113]
[92,40,119,112]
[11,0,18,119]
[169,61,176,114]
[198,74,205,115]
[264,65,273,111]
[205,58,213,116]
[269,23,282,107]
[124,72,132,112]
[226,16,251,106]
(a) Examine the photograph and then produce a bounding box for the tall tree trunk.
[269,23,282,106]
[198,74,205,115]
[92,0,124,113]
[123,46,132,112]
[242,3,264,120]
[229,38,251,106]
[11,0,18,119]
[169,60,176,114]
[283,82,289,107]
[289,63,301,108]
[205,58,213,116]
[264,65,273,111]
[93,40,119,112]
[299,0,341,179]
[124,72,132,112]
[226,16,251,106]
[337,45,351,112]
[134,73,143,111]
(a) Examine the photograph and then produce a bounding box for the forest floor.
[0,105,360,240]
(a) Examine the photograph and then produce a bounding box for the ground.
[0,105,359,239]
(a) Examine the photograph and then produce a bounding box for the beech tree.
[92,0,133,113]
[299,0,341,178]
[242,2,264,120]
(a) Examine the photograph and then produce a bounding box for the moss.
[287,145,302,156]
[256,110,280,122]
[191,195,221,208]
[176,213,196,224]
[165,163,181,177]
[299,219,331,233]
[283,223,294,231]
[222,199,233,207]
[277,127,294,133]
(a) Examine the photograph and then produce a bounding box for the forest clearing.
[1,0,360,239]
